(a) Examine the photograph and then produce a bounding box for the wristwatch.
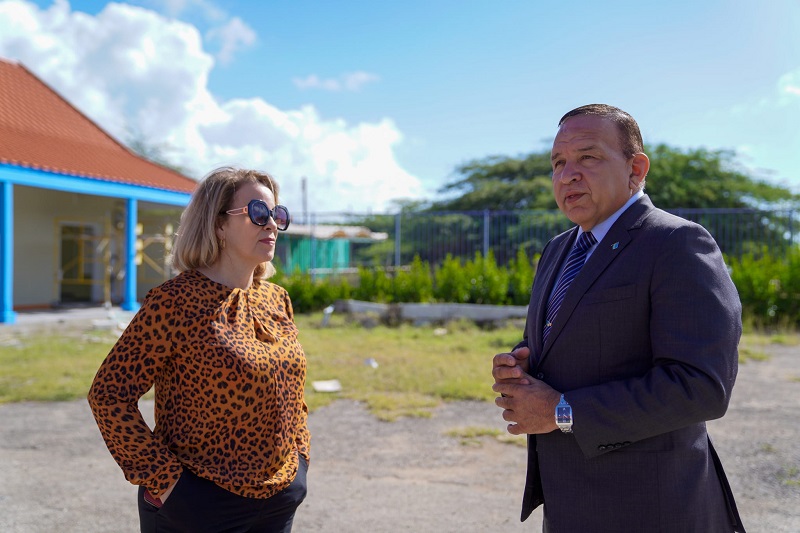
[555,394,573,433]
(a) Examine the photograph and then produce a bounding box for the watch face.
[556,406,571,424]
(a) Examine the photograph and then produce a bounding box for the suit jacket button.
[598,445,607,451]
[536,372,545,379]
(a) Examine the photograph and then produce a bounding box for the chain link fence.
[277,208,798,277]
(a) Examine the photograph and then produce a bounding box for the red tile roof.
[0,58,197,194]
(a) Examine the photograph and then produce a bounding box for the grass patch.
[445,425,527,447]
[0,330,116,403]
[1,313,793,421]
[759,443,777,453]
[737,331,799,363]
[358,392,440,421]
[497,433,528,447]
[446,426,502,439]
[741,330,800,347]
[445,426,502,446]
[0,313,522,420]
[767,334,800,346]
[778,466,800,487]
[738,345,770,363]
[297,312,520,419]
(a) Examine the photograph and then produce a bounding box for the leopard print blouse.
[88,269,310,499]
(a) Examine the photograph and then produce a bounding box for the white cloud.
[0,0,420,213]
[293,71,380,92]
[150,0,225,21]
[778,68,800,99]
[205,16,256,65]
[145,0,253,62]
[342,71,380,91]
[293,74,338,91]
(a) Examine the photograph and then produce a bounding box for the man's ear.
[629,152,650,189]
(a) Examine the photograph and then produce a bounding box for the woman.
[88,167,310,533]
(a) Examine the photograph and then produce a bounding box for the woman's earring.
[220,238,226,250]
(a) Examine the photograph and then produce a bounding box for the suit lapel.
[538,197,653,364]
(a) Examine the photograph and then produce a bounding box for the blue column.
[121,197,140,311]
[1,181,16,324]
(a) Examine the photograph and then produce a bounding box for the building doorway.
[59,224,97,303]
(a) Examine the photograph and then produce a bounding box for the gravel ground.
[1,314,798,532]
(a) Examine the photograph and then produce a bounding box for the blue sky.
[2,0,798,212]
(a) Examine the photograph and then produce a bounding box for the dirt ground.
[1,313,799,532]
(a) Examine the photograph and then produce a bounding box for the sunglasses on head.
[223,199,291,231]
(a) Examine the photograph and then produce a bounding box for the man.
[492,104,745,532]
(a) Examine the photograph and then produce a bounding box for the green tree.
[426,144,799,259]
[644,144,796,208]
[434,145,798,212]
[348,143,798,272]
[432,152,556,211]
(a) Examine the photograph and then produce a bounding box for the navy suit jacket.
[519,195,745,532]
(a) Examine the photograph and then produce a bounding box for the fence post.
[394,213,401,268]
[310,212,317,281]
[483,209,490,258]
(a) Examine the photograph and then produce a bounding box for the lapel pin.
[611,242,619,250]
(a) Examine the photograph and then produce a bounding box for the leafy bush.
[392,255,434,303]
[728,246,800,328]
[728,248,781,324]
[463,250,508,304]
[274,245,800,329]
[433,254,470,303]
[783,248,800,325]
[275,268,350,313]
[352,266,392,302]
[508,248,536,305]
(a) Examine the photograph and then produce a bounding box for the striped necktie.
[542,231,597,344]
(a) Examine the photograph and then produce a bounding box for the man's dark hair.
[558,104,643,159]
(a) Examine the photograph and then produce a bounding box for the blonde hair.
[171,166,281,283]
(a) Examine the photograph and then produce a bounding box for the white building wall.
[11,186,184,308]
[13,186,120,307]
